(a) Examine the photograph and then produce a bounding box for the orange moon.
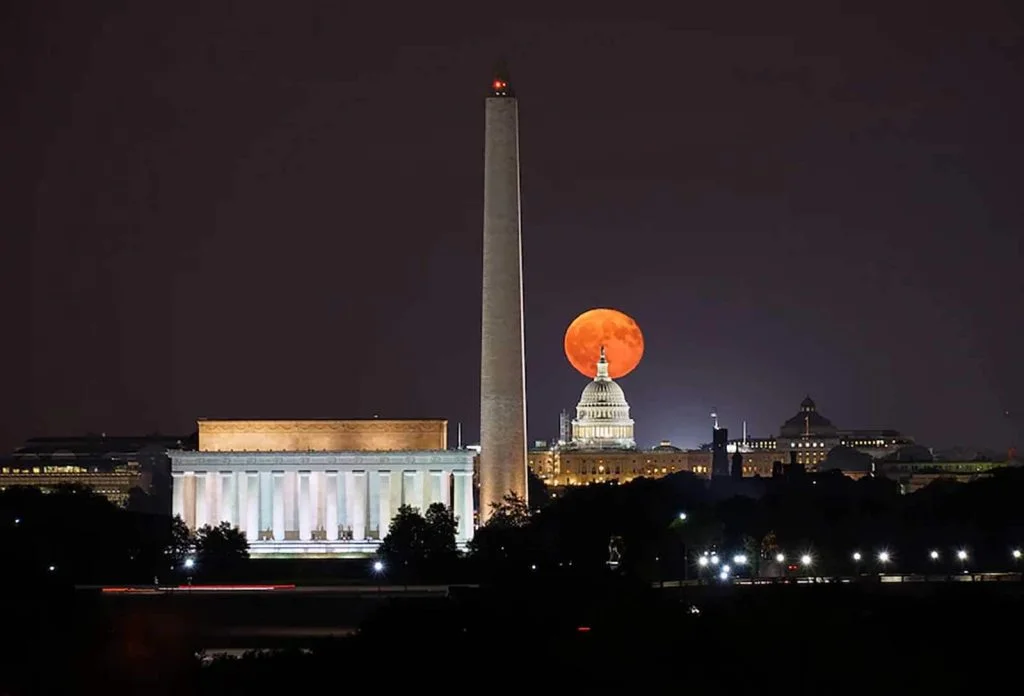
[564,308,644,379]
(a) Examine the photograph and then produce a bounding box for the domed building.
[569,346,636,450]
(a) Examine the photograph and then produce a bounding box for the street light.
[878,551,890,564]
[710,554,720,566]
[800,554,812,567]
[852,551,862,561]
[733,554,747,565]
[1012,549,1021,560]
[183,557,195,570]
[373,560,385,573]
[678,512,688,521]
[776,553,785,564]
[957,549,968,573]
[929,550,939,561]
[698,556,709,568]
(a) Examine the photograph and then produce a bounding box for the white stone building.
[169,419,475,558]
[569,346,636,450]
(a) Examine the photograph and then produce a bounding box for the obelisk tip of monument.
[489,59,514,97]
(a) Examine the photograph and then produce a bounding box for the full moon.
[564,308,644,379]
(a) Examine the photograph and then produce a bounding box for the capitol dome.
[570,346,636,450]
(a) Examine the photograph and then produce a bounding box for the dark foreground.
[6,577,1021,694]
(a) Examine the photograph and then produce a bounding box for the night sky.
[4,2,1022,452]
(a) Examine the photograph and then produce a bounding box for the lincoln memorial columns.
[171,472,184,521]
[272,471,285,541]
[325,471,338,540]
[453,471,474,540]
[351,471,367,540]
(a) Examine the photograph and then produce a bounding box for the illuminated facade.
[726,397,915,469]
[0,433,188,506]
[169,419,475,558]
[569,347,635,450]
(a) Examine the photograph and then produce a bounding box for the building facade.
[169,419,475,558]
[0,433,191,506]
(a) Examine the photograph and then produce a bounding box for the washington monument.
[479,64,528,523]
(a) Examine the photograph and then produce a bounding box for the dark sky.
[3,1,1022,452]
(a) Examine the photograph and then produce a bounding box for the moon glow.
[563,308,644,379]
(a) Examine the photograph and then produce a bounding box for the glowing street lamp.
[957,549,968,572]
[852,551,862,561]
[183,557,195,570]
[698,556,709,568]
[878,551,890,564]
[929,550,939,561]
[678,512,688,521]
[710,554,720,566]
[373,560,385,573]
[733,554,747,566]
[775,553,785,564]
[800,554,812,567]
[1012,549,1022,561]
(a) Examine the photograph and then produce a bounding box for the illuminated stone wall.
[197,419,447,453]
[529,449,714,486]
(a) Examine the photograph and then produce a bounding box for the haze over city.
[4,1,1021,452]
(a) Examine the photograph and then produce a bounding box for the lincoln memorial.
[169,419,476,558]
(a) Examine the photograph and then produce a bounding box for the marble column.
[402,471,415,508]
[246,472,259,541]
[453,471,473,541]
[171,472,184,521]
[298,471,312,541]
[439,471,451,508]
[221,472,235,527]
[325,471,338,540]
[195,472,209,529]
[350,471,366,540]
[236,473,248,536]
[183,472,196,529]
[272,471,285,541]
[378,471,392,538]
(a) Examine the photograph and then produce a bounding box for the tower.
[479,63,528,522]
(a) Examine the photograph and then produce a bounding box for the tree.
[378,505,429,575]
[422,503,458,564]
[165,515,195,568]
[485,491,531,529]
[378,504,460,580]
[194,522,249,578]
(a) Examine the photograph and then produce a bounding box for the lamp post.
[852,551,862,577]
[877,551,890,578]
[957,549,968,574]
[373,560,385,592]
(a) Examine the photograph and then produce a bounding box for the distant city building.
[168,419,474,558]
[530,350,712,486]
[0,433,191,506]
[722,396,916,468]
[567,347,636,451]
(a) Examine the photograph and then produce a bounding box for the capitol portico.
[170,419,475,558]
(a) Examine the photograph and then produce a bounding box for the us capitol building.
[529,348,713,486]
[528,349,926,487]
